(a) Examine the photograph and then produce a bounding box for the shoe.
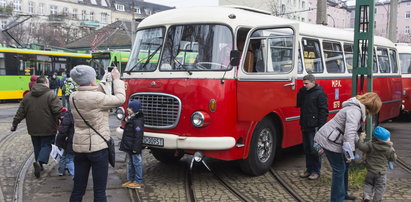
[33,162,41,178]
[363,197,370,202]
[308,173,320,180]
[58,173,64,176]
[126,182,141,189]
[121,181,132,188]
[299,171,310,178]
[345,195,356,200]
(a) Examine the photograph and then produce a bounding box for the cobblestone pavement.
[1,103,411,201]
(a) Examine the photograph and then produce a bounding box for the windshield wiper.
[126,45,162,74]
[173,58,192,75]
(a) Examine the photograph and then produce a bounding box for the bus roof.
[0,47,91,58]
[139,6,394,48]
[395,43,411,53]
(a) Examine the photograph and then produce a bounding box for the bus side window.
[344,43,353,73]
[323,41,345,73]
[377,48,390,73]
[268,37,293,73]
[245,38,266,73]
[302,38,323,73]
[389,49,398,73]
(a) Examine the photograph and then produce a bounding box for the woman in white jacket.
[69,65,125,202]
[314,92,381,202]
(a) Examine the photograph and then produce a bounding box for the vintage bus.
[396,43,411,113]
[0,46,91,100]
[116,6,402,175]
[90,50,130,79]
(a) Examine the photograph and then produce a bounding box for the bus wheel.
[151,148,184,164]
[240,119,277,176]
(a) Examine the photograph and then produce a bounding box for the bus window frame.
[322,40,345,74]
[301,37,324,74]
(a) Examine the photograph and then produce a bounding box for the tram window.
[344,43,353,73]
[0,53,5,75]
[302,38,323,73]
[268,37,293,73]
[377,48,390,73]
[389,49,398,73]
[400,53,411,74]
[323,41,345,73]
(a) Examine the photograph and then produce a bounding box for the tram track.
[269,168,305,202]
[396,157,411,174]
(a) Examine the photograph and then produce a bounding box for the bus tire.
[151,148,184,164]
[240,118,277,176]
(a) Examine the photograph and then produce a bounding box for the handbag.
[72,97,116,167]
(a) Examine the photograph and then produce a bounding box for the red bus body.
[396,43,411,112]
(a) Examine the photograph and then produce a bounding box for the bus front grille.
[129,92,181,129]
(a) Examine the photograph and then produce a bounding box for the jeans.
[325,149,346,202]
[128,153,143,184]
[58,153,75,176]
[302,131,321,174]
[31,136,54,164]
[70,149,108,202]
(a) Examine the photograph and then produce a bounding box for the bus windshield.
[400,53,411,74]
[160,24,233,71]
[125,27,165,72]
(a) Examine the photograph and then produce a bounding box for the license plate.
[143,136,164,147]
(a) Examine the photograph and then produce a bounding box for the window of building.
[81,10,86,20]
[101,12,108,23]
[28,1,35,14]
[302,1,305,8]
[101,0,107,7]
[115,4,125,11]
[136,7,141,14]
[73,8,78,19]
[63,7,68,16]
[301,17,305,22]
[0,0,5,7]
[145,9,152,15]
[281,4,286,14]
[406,26,410,34]
[302,38,324,73]
[50,5,58,15]
[407,2,411,7]
[406,11,411,19]
[323,41,345,73]
[90,11,94,21]
[90,0,97,5]
[39,3,44,15]
[14,0,21,11]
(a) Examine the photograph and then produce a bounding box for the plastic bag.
[50,144,64,162]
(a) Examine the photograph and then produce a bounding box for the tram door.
[237,26,300,146]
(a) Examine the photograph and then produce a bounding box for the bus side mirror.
[230,50,240,66]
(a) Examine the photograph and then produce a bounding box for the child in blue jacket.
[120,100,144,189]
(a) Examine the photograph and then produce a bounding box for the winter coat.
[29,75,38,90]
[119,112,144,154]
[13,83,62,136]
[314,97,365,153]
[49,77,60,90]
[297,84,328,132]
[63,78,77,96]
[70,79,125,153]
[358,138,397,175]
[56,110,75,154]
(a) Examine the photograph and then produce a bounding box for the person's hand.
[111,67,120,80]
[10,125,17,132]
[359,132,366,140]
[346,158,352,163]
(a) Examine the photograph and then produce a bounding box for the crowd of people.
[10,70,397,202]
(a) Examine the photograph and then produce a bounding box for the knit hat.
[70,65,96,86]
[128,100,142,113]
[373,126,390,142]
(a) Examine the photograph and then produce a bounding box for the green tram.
[90,50,130,78]
[0,46,91,100]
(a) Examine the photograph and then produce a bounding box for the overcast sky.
[145,0,218,8]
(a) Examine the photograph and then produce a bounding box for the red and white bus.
[116,6,402,175]
[396,43,411,113]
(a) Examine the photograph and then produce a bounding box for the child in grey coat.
[358,126,397,202]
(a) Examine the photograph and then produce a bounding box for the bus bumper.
[116,127,236,150]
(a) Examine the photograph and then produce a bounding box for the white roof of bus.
[139,6,394,48]
[395,43,411,53]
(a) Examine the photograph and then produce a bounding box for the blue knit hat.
[373,126,390,141]
[128,100,142,113]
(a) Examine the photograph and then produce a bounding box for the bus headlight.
[115,107,125,120]
[191,111,211,128]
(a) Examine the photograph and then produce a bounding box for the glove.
[10,125,17,131]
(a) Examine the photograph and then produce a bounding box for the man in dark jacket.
[296,74,328,180]
[11,76,62,178]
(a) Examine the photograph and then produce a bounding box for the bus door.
[237,25,299,147]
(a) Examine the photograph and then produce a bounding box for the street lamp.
[327,14,335,27]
